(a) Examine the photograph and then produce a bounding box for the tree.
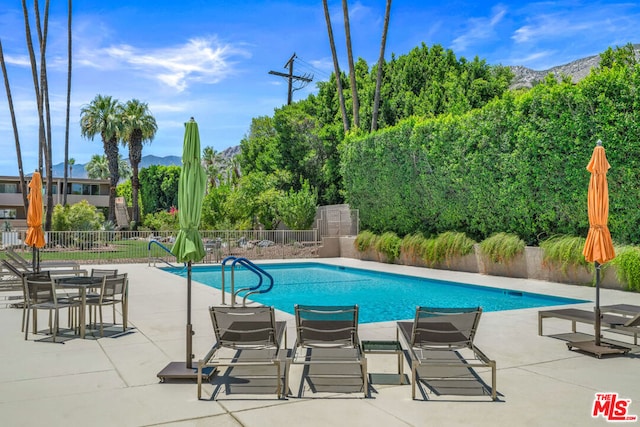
[120,99,157,229]
[371,0,391,131]
[0,39,29,210]
[63,0,72,207]
[85,154,109,179]
[68,158,75,178]
[342,0,360,128]
[322,0,349,132]
[277,179,318,229]
[202,146,224,190]
[23,0,55,230]
[86,154,130,180]
[239,116,280,175]
[80,94,122,222]
[139,165,180,216]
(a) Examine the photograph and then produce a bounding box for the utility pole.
[269,53,313,105]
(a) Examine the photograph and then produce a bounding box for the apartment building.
[0,175,110,229]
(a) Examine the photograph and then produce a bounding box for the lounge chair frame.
[291,304,368,398]
[397,307,497,401]
[197,306,288,400]
[539,307,639,345]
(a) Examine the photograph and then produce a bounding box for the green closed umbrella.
[158,118,208,380]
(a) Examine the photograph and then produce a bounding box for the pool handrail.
[148,239,183,268]
[221,256,274,307]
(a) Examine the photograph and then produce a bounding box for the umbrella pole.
[156,259,213,381]
[186,260,193,369]
[594,262,601,347]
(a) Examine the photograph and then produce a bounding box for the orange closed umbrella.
[24,171,45,271]
[571,140,623,355]
[582,142,615,266]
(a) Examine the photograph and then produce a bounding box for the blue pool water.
[163,262,588,323]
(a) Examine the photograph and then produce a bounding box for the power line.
[268,53,313,105]
[295,56,332,81]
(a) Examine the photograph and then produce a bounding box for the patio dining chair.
[85,273,128,336]
[291,304,368,398]
[23,276,80,342]
[396,307,497,400]
[90,268,119,277]
[197,305,288,400]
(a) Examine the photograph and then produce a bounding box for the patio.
[1,258,639,426]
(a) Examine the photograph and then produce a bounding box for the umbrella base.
[157,361,214,382]
[567,340,630,359]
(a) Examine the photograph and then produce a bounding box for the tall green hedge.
[342,64,640,245]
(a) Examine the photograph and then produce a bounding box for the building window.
[0,209,17,219]
[0,183,18,194]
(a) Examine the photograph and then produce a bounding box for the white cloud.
[78,37,250,92]
[451,5,507,52]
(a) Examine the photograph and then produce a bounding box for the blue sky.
[0,0,638,176]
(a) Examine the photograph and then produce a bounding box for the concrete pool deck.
[1,258,639,426]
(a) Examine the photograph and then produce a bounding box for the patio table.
[56,276,104,339]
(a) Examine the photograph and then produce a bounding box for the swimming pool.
[163,262,588,323]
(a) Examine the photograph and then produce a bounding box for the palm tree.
[226,156,242,187]
[202,146,223,190]
[120,99,157,228]
[80,95,122,222]
[0,39,29,209]
[68,158,75,178]
[86,154,130,181]
[322,0,349,132]
[85,154,109,179]
[371,0,391,132]
[63,0,72,206]
[342,0,360,129]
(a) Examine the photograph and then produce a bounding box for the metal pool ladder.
[221,256,275,307]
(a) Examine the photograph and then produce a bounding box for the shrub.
[400,233,428,261]
[540,235,590,273]
[611,247,640,291]
[354,230,378,252]
[143,210,179,231]
[422,231,476,266]
[52,200,104,231]
[374,231,402,262]
[479,232,525,263]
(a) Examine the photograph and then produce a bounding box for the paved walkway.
[1,258,639,426]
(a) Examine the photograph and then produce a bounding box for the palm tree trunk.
[130,140,142,228]
[63,0,72,206]
[35,0,54,230]
[342,0,360,129]
[0,39,29,209]
[322,0,349,132]
[131,161,140,228]
[105,137,120,223]
[371,0,391,132]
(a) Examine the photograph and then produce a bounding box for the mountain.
[52,147,240,179]
[509,44,640,89]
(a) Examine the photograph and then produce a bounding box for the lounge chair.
[3,249,87,277]
[197,306,288,400]
[5,246,82,271]
[397,307,497,400]
[290,304,368,398]
[538,307,639,345]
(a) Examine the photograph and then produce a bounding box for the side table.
[361,340,406,385]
